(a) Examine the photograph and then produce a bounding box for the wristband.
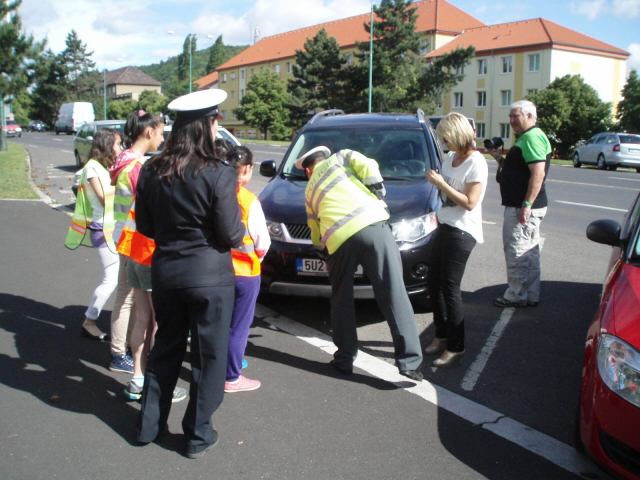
[522,201,533,207]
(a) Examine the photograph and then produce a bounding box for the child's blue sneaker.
[242,359,248,369]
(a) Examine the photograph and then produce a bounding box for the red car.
[3,120,22,137]
[578,192,640,480]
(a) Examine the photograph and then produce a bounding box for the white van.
[55,102,95,135]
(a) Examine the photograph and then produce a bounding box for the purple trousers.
[227,275,261,382]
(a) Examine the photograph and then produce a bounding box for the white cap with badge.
[168,89,227,130]
[294,146,331,170]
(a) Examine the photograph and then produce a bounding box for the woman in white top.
[424,112,488,368]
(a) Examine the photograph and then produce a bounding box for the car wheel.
[55,129,60,135]
[597,154,606,170]
[636,168,640,173]
[75,151,83,168]
[572,153,581,168]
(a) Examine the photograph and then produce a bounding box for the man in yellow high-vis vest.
[297,146,424,382]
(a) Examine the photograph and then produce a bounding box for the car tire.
[573,153,581,168]
[597,154,606,170]
[636,168,640,173]
[55,129,60,135]
[75,151,83,168]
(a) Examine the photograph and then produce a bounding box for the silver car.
[573,132,640,172]
[73,120,126,167]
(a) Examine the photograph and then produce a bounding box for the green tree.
[10,90,31,126]
[419,46,476,111]
[177,34,196,82]
[235,70,291,140]
[30,50,70,128]
[61,30,96,98]
[616,70,640,133]
[107,99,138,120]
[206,35,227,74]
[138,90,169,114]
[527,74,612,158]
[0,0,44,149]
[288,28,346,128]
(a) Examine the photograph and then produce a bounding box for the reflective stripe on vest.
[116,199,155,266]
[231,187,261,277]
[113,158,142,242]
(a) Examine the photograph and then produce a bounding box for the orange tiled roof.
[195,71,218,90]
[217,0,485,70]
[426,18,629,59]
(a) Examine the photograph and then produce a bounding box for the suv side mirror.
[586,219,622,246]
[260,160,277,177]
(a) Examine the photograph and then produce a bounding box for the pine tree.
[616,70,640,133]
[206,35,227,74]
[30,50,71,128]
[61,30,96,97]
[0,0,44,149]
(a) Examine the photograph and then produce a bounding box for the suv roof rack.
[417,109,426,124]
[308,109,345,124]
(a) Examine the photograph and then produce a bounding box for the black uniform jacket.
[135,158,244,290]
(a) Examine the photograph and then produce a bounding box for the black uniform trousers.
[136,285,234,454]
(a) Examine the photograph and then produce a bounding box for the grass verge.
[0,142,39,199]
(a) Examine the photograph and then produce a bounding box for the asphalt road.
[4,133,637,479]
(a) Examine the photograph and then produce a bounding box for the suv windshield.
[284,127,433,179]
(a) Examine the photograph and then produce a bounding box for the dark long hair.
[88,128,122,169]
[146,116,219,181]
[226,145,254,170]
[124,110,163,148]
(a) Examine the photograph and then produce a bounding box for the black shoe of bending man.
[399,369,423,382]
[329,359,353,375]
[185,432,219,459]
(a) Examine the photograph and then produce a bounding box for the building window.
[286,62,291,74]
[240,89,244,100]
[231,111,236,120]
[502,56,513,74]
[251,68,255,75]
[476,123,486,139]
[477,91,486,107]
[478,59,487,75]
[231,90,235,100]
[500,123,511,139]
[241,69,245,80]
[527,88,538,95]
[222,73,227,83]
[501,90,512,106]
[231,72,236,81]
[221,110,227,118]
[274,64,280,74]
[420,39,429,56]
[528,54,540,72]
[454,92,463,108]
[455,65,464,75]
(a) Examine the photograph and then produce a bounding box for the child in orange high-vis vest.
[222,144,270,393]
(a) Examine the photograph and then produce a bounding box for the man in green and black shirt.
[489,100,551,308]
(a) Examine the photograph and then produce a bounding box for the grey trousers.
[502,206,547,303]
[327,221,423,372]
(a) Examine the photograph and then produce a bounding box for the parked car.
[427,115,476,152]
[55,102,95,135]
[3,120,22,137]
[577,191,640,480]
[27,120,45,132]
[257,109,443,304]
[573,132,640,172]
[73,120,126,167]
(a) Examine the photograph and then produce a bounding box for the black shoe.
[81,326,110,342]
[399,369,423,382]
[329,359,353,375]
[185,435,218,459]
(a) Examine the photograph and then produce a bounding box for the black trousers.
[136,285,234,453]
[427,223,476,353]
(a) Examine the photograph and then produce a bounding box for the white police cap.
[168,89,227,119]
[294,146,331,170]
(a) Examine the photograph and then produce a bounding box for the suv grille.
[285,223,311,240]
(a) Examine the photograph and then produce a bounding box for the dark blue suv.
[258,109,443,305]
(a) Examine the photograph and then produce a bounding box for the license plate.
[629,148,640,153]
[296,258,363,277]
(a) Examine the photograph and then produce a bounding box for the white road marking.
[26,144,39,148]
[61,150,73,153]
[609,176,640,182]
[52,138,62,142]
[461,307,515,391]
[256,304,604,478]
[546,178,638,191]
[556,200,627,212]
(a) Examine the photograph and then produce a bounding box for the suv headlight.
[391,212,437,243]
[598,334,640,407]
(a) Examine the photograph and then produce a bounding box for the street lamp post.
[103,68,107,119]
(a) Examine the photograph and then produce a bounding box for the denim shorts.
[126,260,152,291]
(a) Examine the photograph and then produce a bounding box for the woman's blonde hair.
[436,112,475,156]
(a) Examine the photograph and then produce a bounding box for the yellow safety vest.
[113,158,142,242]
[305,149,389,254]
[116,198,155,266]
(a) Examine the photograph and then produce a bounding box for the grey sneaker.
[172,386,187,403]
[124,381,142,400]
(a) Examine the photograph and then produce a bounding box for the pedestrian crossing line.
[255,303,604,479]
[556,200,627,212]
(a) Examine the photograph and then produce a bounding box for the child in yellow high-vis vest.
[222,144,270,393]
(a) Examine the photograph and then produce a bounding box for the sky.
[16,0,640,75]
